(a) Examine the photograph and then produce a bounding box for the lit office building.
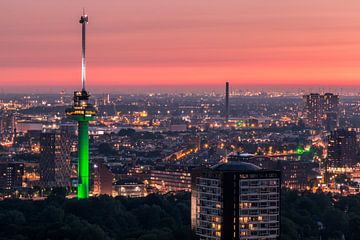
[39,127,72,187]
[150,166,192,193]
[191,161,280,240]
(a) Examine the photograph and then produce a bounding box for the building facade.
[303,93,339,130]
[327,129,358,168]
[191,161,281,240]
[323,93,339,131]
[39,127,72,187]
[0,162,24,190]
[150,166,192,193]
[114,180,147,198]
[0,112,16,146]
[228,152,319,191]
[92,159,114,195]
[303,93,323,128]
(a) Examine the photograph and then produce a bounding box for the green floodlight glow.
[296,147,305,155]
[296,146,311,155]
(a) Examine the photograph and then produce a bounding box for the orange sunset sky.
[2,0,360,91]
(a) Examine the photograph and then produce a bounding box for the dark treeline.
[281,190,360,240]
[1,190,360,239]
[0,191,192,240]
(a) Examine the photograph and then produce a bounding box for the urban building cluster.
[1,82,360,239]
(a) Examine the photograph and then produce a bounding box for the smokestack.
[225,82,229,122]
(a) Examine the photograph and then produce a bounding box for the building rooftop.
[228,152,254,158]
[211,161,261,172]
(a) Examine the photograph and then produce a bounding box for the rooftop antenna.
[80,8,88,91]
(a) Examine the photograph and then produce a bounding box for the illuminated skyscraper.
[303,93,322,128]
[322,93,339,131]
[191,161,280,240]
[0,112,16,146]
[327,129,357,168]
[65,11,96,199]
[303,93,339,130]
[39,127,72,187]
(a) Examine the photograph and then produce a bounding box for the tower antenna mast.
[80,9,88,91]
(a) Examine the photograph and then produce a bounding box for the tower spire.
[80,10,88,91]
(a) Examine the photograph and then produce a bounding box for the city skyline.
[2,2,360,239]
[3,1,360,91]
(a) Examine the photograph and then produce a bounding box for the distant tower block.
[65,11,96,199]
[60,90,65,105]
[225,82,230,122]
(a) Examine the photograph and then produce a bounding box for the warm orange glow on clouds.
[2,0,360,91]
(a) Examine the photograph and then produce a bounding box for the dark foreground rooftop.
[211,160,261,171]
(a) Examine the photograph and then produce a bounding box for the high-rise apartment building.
[327,129,357,168]
[39,127,72,187]
[0,112,16,145]
[303,93,339,130]
[191,161,281,240]
[323,93,339,112]
[323,93,339,131]
[303,93,323,128]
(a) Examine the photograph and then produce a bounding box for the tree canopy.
[0,192,192,240]
[1,190,360,239]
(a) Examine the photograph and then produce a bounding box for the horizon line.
[0,83,359,94]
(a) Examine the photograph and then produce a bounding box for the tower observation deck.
[65,11,96,199]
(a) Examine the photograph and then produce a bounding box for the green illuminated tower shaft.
[71,113,95,199]
[66,11,96,199]
[78,120,89,198]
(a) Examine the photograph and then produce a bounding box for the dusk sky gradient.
[2,0,360,91]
